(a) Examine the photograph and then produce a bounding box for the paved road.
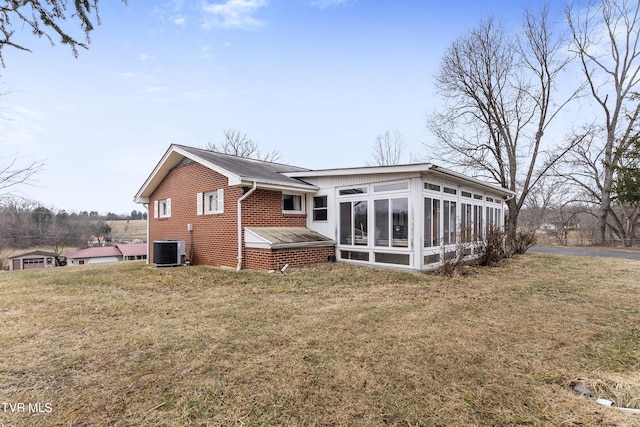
[529,245,640,261]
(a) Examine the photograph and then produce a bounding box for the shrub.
[478,226,506,266]
[510,227,538,254]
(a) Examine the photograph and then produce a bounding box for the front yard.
[1,254,639,426]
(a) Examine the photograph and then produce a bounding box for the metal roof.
[64,246,123,259]
[9,250,60,259]
[245,227,335,249]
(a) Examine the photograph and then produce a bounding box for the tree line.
[0,197,147,254]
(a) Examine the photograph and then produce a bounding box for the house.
[8,251,63,271]
[117,243,148,261]
[134,144,514,271]
[65,243,147,266]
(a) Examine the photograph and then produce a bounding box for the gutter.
[237,182,257,271]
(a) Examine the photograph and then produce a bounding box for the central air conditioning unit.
[153,240,186,267]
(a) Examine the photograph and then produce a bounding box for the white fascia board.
[133,144,243,203]
[429,166,515,197]
[238,179,318,193]
[134,146,182,203]
[285,162,514,198]
[284,163,435,178]
[171,146,243,186]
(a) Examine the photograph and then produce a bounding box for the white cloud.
[139,53,150,62]
[173,16,186,26]
[202,0,267,30]
[116,72,137,78]
[309,0,351,9]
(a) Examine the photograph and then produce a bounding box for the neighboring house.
[134,144,514,271]
[117,243,148,261]
[65,243,147,266]
[8,251,62,271]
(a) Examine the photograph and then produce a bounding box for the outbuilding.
[9,251,62,271]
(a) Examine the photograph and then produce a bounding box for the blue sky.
[0,0,559,215]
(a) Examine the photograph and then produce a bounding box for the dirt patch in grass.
[1,255,639,426]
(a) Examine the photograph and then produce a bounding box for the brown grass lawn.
[0,254,639,426]
[108,219,147,242]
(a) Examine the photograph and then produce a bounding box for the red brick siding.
[149,161,333,269]
[245,246,335,270]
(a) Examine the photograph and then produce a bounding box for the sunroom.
[288,164,514,270]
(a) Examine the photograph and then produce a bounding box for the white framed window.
[283,193,304,213]
[153,198,171,218]
[313,195,328,221]
[197,190,224,215]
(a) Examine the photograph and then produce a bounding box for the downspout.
[237,182,257,271]
[143,203,150,265]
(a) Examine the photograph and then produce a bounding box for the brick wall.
[245,246,335,270]
[149,161,332,269]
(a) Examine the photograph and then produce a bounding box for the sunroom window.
[339,200,368,245]
[374,198,408,248]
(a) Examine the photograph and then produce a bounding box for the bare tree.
[426,7,579,248]
[0,0,127,66]
[368,130,406,166]
[566,0,640,245]
[206,129,281,162]
[0,155,44,200]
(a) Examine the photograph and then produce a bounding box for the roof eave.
[284,163,435,178]
[238,179,318,193]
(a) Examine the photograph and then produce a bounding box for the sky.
[0,0,563,215]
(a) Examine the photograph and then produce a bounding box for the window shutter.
[166,198,172,217]
[217,189,224,213]
[196,192,203,215]
[153,200,159,219]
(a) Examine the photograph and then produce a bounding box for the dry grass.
[108,219,147,242]
[1,254,639,426]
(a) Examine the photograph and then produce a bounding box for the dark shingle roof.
[177,145,314,189]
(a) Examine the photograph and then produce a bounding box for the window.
[486,206,495,235]
[197,190,224,215]
[425,182,441,192]
[443,200,456,245]
[474,204,483,241]
[374,182,409,192]
[339,186,367,195]
[424,197,440,247]
[461,203,472,242]
[154,198,171,218]
[339,200,368,245]
[374,198,408,248]
[313,196,328,221]
[283,194,303,213]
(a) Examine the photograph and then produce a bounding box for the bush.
[478,226,506,266]
[510,227,538,254]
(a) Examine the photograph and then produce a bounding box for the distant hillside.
[109,220,147,242]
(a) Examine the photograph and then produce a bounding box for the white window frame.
[154,198,171,219]
[197,189,224,215]
[312,195,328,221]
[282,193,304,214]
